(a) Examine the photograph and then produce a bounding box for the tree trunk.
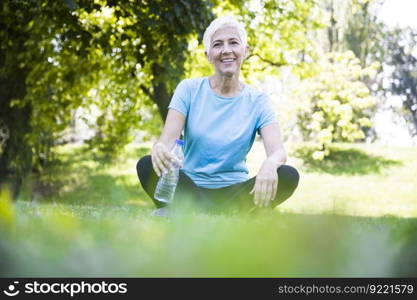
[0,67,32,198]
[151,63,173,122]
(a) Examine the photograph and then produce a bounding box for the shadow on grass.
[21,145,151,206]
[295,145,402,175]
[56,174,149,206]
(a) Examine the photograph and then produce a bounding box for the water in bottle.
[154,139,184,203]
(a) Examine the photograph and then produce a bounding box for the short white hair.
[203,16,248,53]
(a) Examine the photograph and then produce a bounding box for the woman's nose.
[221,43,232,54]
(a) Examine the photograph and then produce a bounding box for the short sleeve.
[255,94,279,134]
[168,79,190,117]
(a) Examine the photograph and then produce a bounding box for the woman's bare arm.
[151,109,185,176]
[250,123,287,207]
[260,123,287,168]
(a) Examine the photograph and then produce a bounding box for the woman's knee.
[277,165,300,190]
[269,165,299,207]
[136,155,152,175]
[136,155,162,207]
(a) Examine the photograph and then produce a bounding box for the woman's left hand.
[250,158,278,207]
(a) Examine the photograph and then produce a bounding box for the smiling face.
[205,26,248,77]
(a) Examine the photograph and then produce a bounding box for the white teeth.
[222,59,235,62]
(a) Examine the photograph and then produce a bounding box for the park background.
[0,0,416,277]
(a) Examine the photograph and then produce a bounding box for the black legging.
[136,155,299,212]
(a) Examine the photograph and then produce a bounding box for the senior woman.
[136,16,299,215]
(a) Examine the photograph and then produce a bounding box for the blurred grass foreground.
[1,142,417,277]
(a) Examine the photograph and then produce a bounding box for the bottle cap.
[175,139,184,146]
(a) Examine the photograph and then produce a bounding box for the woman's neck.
[209,74,243,97]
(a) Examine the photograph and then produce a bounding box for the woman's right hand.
[151,109,186,176]
[151,142,177,177]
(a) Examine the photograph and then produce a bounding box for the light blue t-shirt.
[168,77,278,188]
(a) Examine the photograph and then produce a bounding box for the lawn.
[0,142,416,277]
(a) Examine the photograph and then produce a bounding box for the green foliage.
[0,0,213,195]
[318,0,385,63]
[1,200,417,276]
[0,186,15,229]
[295,52,377,160]
[2,196,417,276]
[384,27,417,135]
[25,0,212,156]
[344,0,386,68]
[316,0,386,112]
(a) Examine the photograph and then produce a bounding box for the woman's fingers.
[152,150,172,176]
[251,174,279,207]
[160,152,172,170]
[154,154,167,176]
[260,181,268,207]
[151,154,161,176]
[251,181,260,206]
[263,182,272,207]
[249,185,254,195]
[161,150,174,166]
[251,181,269,207]
[267,180,277,206]
[253,179,278,207]
[271,178,278,203]
[158,153,173,174]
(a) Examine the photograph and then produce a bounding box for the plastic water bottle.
[154,139,184,203]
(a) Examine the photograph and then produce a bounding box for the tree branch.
[139,84,152,98]
[248,53,285,68]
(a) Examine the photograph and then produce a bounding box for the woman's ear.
[205,50,213,64]
[244,45,250,60]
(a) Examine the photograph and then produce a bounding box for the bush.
[295,51,377,160]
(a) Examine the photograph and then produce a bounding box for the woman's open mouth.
[221,58,236,64]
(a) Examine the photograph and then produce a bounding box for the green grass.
[283,143,417,218]
[1,142,417,277]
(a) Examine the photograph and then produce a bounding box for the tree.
[344,0,386,68]
[1,0,86,196]
[0,0,213,197]
[295,51,376,160]
[318,0,386,68]
[384,28,417,136]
